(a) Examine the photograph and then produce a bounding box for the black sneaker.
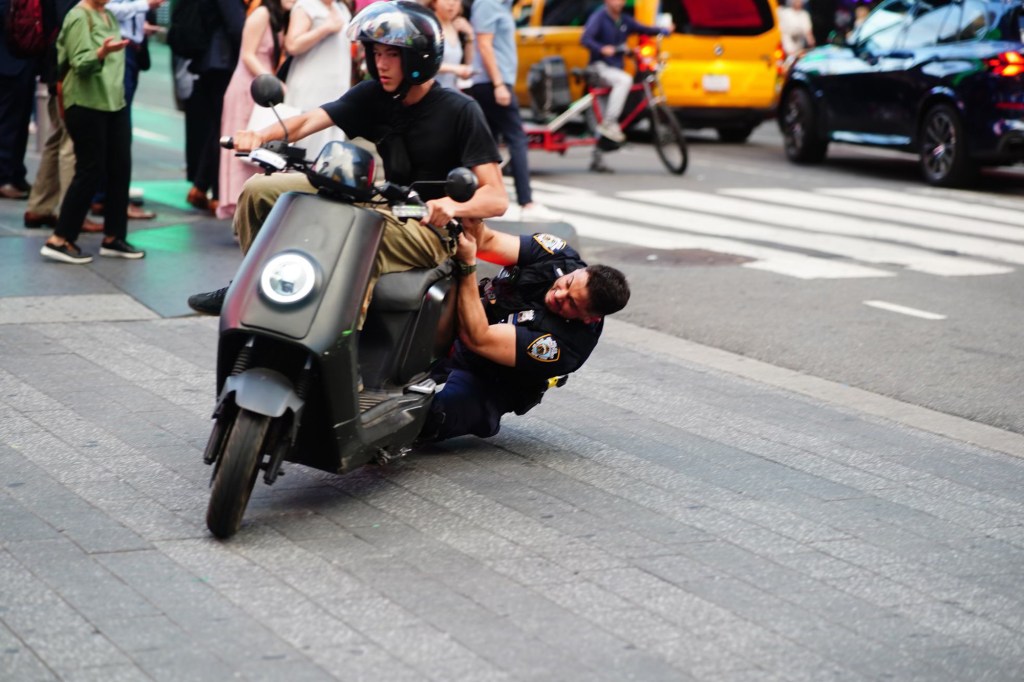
[99,238,145,259]
[188,286,228,316]
[40,240,93,264]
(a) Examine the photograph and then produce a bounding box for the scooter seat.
[371,262,454,312]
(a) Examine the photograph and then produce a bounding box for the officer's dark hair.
[584,264,630,317]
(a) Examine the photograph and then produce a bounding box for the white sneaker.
[519,202,561,222]
[597,122,625,143]
[496,204,520,221]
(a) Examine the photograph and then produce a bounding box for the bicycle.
[523,35,688,175]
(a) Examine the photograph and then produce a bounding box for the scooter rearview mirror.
[251,74,285,108]
[445,167,477,203]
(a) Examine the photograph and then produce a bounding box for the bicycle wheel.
[650,104,688,175]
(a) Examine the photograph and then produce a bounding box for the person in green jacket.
[41,0,146,264]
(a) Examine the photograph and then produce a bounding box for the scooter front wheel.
[206,409,269,539]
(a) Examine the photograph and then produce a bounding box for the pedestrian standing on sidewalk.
[465,0,559,223]
[181,0,247,215]
[40,0,146,264]
[281,0,352,158]
[0,0,39,200]
[429,0,473,90]
[87,0,164,221]
[217,0,294,220]
[24,0,101,232]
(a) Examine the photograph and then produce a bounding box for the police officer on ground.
[420,218,630,441]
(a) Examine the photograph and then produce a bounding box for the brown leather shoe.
[0,183,28,200]
[81,218,103,233]
[24,211,58,228]
[187,186,211,211]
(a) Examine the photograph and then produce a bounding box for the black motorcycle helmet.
[346,0,443,97]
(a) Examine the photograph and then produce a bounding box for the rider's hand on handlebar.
[424,198,456,229]
[232,130,266,153]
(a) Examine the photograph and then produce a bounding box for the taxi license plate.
[702,74,730,93]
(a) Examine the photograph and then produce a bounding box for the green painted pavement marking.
[128,223,220,253]
[131,180,194,211]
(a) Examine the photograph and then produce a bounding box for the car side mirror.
[251,74,285,108]
[445,167,478,203]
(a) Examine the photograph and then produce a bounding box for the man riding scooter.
[187,0,508,321]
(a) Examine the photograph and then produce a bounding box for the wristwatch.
[454,260,477,276]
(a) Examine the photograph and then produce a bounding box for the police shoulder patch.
[533,233,566,254]
[526,334,560,362]
[516,310,536,324]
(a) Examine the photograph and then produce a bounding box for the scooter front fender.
[223,368,304,419]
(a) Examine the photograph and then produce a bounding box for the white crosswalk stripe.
[817,188,1024,234]
[514,182,1022,281]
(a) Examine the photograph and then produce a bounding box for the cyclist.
[580,0,672,143]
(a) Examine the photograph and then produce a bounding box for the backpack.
[167,0,220,60]
[5,0,57,58]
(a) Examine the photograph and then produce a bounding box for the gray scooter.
[203,76,477,539]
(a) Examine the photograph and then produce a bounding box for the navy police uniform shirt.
[452,233,603,392]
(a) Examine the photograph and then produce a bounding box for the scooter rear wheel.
[206,409,269,539]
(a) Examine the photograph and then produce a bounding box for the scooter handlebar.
[220,136,234,149]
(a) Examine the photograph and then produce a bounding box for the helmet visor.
[347,3,427,48]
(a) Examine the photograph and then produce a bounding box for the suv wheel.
[780,88,828,164]
[919,103,976,187]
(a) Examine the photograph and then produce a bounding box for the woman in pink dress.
[216,0,294,220]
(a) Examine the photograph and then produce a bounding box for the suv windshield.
[666,0,775,35]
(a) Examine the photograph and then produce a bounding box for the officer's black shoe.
[188,286,229,316]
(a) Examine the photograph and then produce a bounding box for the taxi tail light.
[986,51,1024,77]
[774,42,786,76]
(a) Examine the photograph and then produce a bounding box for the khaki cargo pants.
[234,172,455,327]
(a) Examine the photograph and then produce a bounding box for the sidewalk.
[1,224,1024,679]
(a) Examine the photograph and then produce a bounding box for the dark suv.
[779,0,1024,186]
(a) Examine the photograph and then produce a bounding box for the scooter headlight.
[260,253,317,305]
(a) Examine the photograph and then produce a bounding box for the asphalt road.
[521,123,1024,437]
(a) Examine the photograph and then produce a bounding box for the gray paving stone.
[0,620,58,682]
[56,664,151,682]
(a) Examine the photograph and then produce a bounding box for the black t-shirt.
[452,234,604,390]
[320,80,500,200]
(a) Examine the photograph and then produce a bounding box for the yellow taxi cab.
[514,0,785,141]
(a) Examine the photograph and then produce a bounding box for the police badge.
[533,234,566,254]
[527,334,560,362]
